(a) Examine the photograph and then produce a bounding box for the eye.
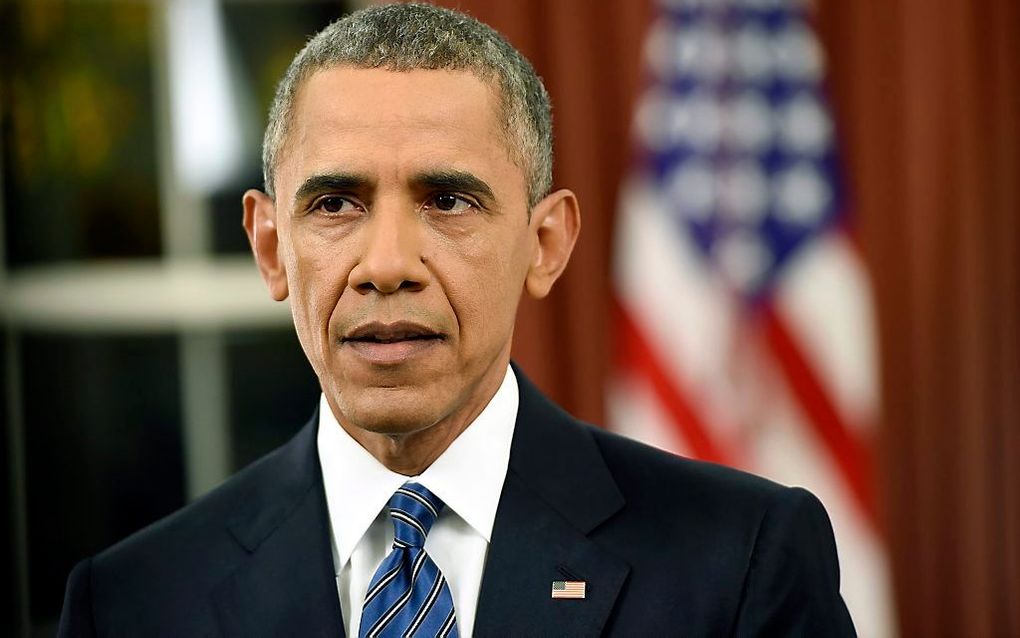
[311,195,359,215]
[424,192,476,214]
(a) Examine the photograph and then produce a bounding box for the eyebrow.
[411,170,496,204]
[291,169,498,209]
[293,172,372,207]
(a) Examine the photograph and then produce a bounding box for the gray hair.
[262,3,553,208]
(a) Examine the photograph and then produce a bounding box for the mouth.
[340,321,445,364]
[342,320,445,344]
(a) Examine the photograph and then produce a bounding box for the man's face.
[246,67,575,441]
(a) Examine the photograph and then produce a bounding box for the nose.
[347,203,431,294]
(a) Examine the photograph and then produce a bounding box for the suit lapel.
[212,414,346,637]
[474,370,631,636]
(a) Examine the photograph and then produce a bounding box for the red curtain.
[433,0,1020,634]
[817,0,1020,634]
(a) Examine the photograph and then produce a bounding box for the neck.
[358,423,468,476]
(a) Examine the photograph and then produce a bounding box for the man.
[59,4,855,636]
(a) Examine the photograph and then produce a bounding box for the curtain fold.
[817,0,1020,634]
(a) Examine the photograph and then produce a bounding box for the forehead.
[278,67,520,196]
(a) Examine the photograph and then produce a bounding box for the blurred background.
[1,0,1016,635]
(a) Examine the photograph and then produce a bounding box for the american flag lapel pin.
[551,580,586,599]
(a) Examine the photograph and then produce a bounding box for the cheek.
[285,239,350,347]
[443,229,531,341]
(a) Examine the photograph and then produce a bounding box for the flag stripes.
[762,306,877,526]
[615,298,729,464]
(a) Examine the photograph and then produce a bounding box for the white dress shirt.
[317,365,519,638]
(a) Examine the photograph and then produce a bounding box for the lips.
[340,321,445,365]
[342,321,444,344]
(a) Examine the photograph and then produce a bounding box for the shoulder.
[61,419,318,632]
[580,421,837,575]
[513,367,804,534]
[578,424,852,635]
[95,427,305,571]
[587,422,794,515]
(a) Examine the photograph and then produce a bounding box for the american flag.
[551,580,586,600]
[610,0,894,635]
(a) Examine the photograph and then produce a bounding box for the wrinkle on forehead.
[276,66,517,191]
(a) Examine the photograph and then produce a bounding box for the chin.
[338,391,444,437]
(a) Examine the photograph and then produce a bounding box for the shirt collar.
[317,365,519,568]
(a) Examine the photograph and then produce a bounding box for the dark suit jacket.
[59,371,856,636]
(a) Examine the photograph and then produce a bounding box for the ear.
[525,189,580,299]
[242,189,289,301]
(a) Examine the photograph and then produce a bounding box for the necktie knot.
[388,482,444,548]
[363,482,458,637]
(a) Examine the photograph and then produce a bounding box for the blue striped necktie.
[359,482,459,638]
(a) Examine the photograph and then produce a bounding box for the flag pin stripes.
[551,580,586,599]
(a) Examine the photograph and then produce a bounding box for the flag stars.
[726,92,775,153]
[734,24,773,82]
[679,93,724,152]
[635,89,675,152]
[716,230,774,292]
[774,162,832,225]
[719,160,769,223]
[667,159,717,221]
[638,0,841,291]
[774,23,825,82]
[644,18,678,81]
[678,23,729,80]
[780,94,833,155]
